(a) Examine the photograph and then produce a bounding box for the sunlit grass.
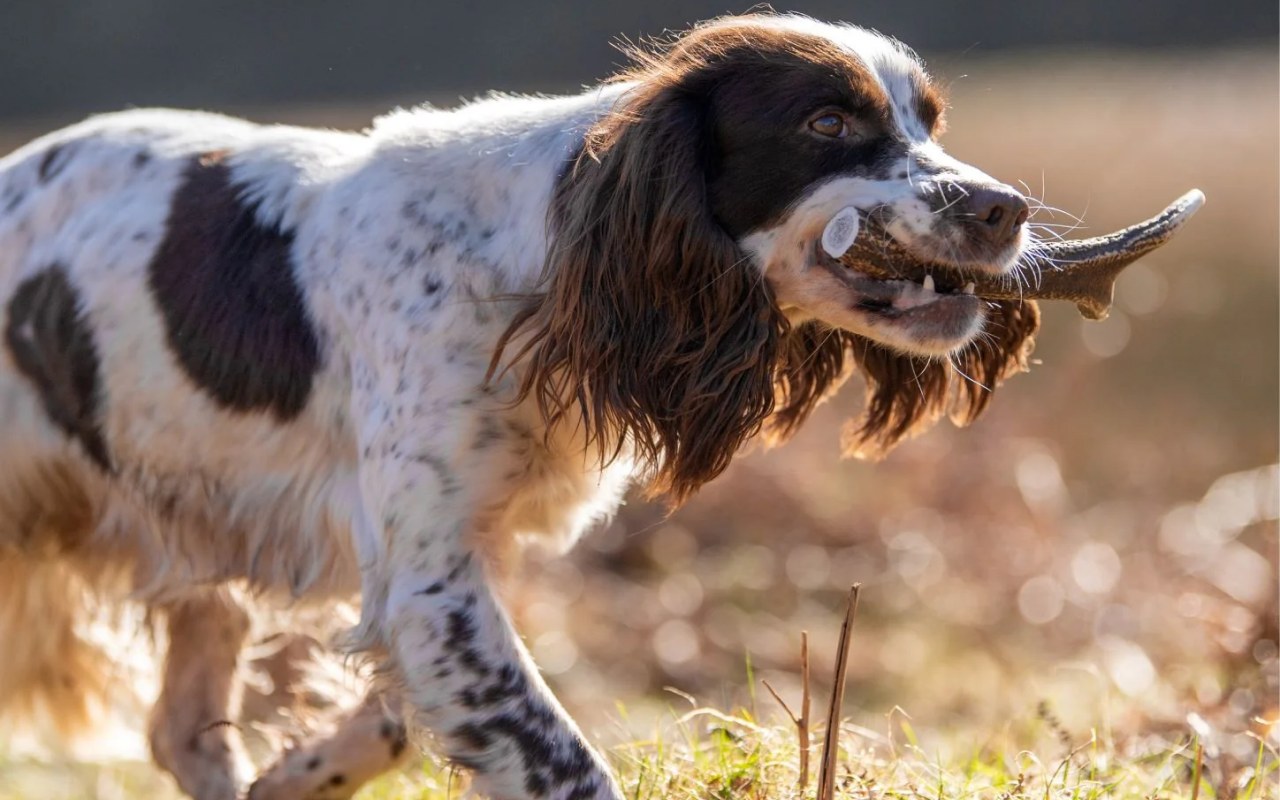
[5,703,1274,800]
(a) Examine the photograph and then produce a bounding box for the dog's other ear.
[843,300,1040,457]
[496,75,782,505]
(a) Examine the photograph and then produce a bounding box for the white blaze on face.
[821,206,860,259]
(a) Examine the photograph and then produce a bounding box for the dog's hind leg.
[148,589,253,800]
[246,691,410,800]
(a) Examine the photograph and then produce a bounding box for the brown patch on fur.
[147,152,321,420]
[843,300,1040,457]
[914,76,948,138]
[6,265,114,472]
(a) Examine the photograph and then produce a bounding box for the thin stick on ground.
[818,584,862,800]
[761,630,813,792]
[1190,739,1203,800]
[800,630,811,791]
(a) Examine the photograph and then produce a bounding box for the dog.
[0,14,1042,800]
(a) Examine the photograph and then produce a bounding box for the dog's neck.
[355,84,634,294]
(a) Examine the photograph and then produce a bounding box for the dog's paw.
[246,715,409,800]
[245,748,357,800]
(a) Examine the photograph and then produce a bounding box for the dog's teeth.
[922,274,935,293]
[963,281,975,295]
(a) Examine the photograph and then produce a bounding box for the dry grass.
[0,47,1276,799]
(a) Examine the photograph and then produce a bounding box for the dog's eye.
[809,112,850,139]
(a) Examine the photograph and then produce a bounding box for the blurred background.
[0,0,1275,793]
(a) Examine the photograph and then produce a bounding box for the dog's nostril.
[967,187,1029,243]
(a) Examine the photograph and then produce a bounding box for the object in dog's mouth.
[836,190,1205,320]
[822,206,860,259]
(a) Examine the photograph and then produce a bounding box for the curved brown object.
[839,189,1206,320]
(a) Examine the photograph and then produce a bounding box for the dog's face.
[693,18,1031,356]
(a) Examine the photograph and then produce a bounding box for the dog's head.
[502,14,1040,501]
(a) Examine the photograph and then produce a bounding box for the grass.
[3,587,1275,800]
[5,691,1274,800]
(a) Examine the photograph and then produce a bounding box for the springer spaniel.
[0,14,1046,800]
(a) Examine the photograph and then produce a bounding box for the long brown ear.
[843,300,1040,457]
[496,78,782,504]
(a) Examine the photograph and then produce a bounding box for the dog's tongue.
[838,190,1206,320]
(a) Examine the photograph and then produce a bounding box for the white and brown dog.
[0,14,1048,800]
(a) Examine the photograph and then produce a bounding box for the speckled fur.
[0,15,1026,800]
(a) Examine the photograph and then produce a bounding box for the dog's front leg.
[350,368,621,800]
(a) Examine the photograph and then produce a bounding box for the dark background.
[1,1,1276,121]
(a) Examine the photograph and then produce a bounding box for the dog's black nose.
[965,186,1029,245]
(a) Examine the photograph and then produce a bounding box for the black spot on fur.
[133,151,151,168]
[459,661,528,709]
[5,266,113,471]
[453,723,491,751]
[567,781,601,800]
[379,719,409,759]
[147,153,321,419]
[389,728,408,759]
[445,553,473,583]
[445,604,478,650]
[38,143,73,183]
[491,710,598,793]
[526,771,550,795]
[443,593,493,678]
[471,415,505,450]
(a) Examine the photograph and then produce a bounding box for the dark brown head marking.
[147,152,321,419]
[913,76,947,138]
[5,265,113,472]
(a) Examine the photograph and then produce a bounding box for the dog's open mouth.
[819,245,982,317]
[829,190,1205,321]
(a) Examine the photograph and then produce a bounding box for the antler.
[839,190,1205,320]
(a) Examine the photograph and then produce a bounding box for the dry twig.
[800,630,811,791]
[761,630,812,792]
[818,584,861,800]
